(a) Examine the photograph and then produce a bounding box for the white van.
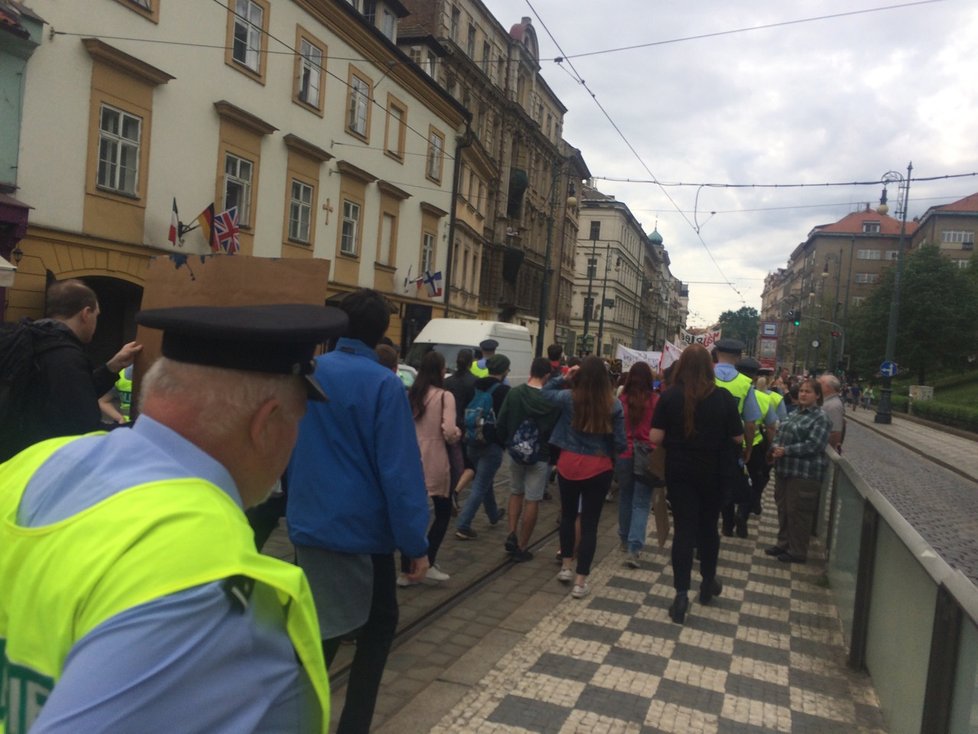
[405,319,534,386]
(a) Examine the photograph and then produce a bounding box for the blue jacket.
[287,338,430,558]
[541,376,627,458]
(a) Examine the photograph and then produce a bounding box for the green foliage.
[848,246,978,383]
[911,400,978,433]
[717,306,760,351]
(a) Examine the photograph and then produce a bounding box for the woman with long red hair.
[616,361,659,569]
[649,344,743,624]
[542,356,626,599]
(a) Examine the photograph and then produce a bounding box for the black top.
[651,385,742,485]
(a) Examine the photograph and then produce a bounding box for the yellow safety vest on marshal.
[715,371,753,417]
[0,437,330,734]
[469,360,489,379]
[752,389,771,447]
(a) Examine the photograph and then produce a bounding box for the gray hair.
[755,376,768,392]
[819,374,841,393]
[140,357,305,440]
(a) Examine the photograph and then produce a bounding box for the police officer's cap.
[735,357,761,376]
[714,338,745,355]
[479,339,499,352]
[136,304,348,401]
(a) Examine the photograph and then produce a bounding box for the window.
[956,259,971,269]
[97,104,141,195]
[863,221,881,233]
[885,250,899,260]
[855,273,880,284]
[852,296,865,306]
[381,9,396,40]
[341,200,360,255]
[943,230,975,245]
[421,232,435,273]
[362,0,376,23]
[450,5,460,42]
[294,34,325,112]
[288,180,313,243]
[482,42,491,73]
[384,96,406,160]
[466,24,476,57]
[224,153,253,225]
[231,0,263,72]
[856,249,881,260]
[589,221,601,240]
[426,127,445,182]
[347,70,371,138]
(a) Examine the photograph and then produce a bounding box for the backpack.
[463,382,500,446]
[507,417,543,465]
[0,321,74,462]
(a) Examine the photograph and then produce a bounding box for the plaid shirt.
[774,405,831,481]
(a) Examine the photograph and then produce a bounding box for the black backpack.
[0,321,75,462]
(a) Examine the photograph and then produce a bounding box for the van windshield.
[405,342,472,373]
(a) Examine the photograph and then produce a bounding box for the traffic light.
[792,309,802,327]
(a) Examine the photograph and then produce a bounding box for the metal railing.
[815,451,978,734]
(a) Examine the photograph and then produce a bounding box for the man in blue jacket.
[287,289,430,734]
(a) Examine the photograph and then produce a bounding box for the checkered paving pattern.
[431,514,886,733]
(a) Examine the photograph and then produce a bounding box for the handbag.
[633,441,666,488]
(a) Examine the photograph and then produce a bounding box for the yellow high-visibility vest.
[0,437,330,733]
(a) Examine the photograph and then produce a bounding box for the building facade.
[398,3,581,353]
[911,191,977,270]
[7,0,467,357]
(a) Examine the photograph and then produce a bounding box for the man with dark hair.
[287,288,430,734]
[455,353,511,540]
[3,279,141,460]
[497,356,560,560]
[445,348,478,500]
[547,343,568,378]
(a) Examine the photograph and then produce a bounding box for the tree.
[849,246,978,383]
[717,306,760,353]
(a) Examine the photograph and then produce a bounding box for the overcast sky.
[481,0,978,326]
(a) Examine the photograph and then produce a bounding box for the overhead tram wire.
[553,0,948,62]
[590,170,978,188]
[524,1,748,306]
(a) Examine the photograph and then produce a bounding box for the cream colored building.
[9,0,467,355]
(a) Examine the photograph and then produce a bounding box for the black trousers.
[323,553,399,734]
[401,495,453,572]
[668,480,724,592]
[558,470,613,576]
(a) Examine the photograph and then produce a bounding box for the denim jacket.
[541,376,627,458]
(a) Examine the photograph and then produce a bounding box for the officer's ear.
[248,397,284,453]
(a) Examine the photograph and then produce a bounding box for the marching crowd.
[0,281,846,733]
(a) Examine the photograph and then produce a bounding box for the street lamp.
[875,163,913,424]
[535,161,575,358]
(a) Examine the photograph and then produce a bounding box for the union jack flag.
[214,206,240,254]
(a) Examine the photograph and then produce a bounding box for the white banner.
[679,327,721,348]
[662,340,684,370]
[615,344,661,372]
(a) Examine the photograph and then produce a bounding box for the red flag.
[168,198,179,247]
[197,204,218,253]
[214,206,240,255]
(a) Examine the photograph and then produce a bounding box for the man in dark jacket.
[455,354,510,540]
[9,279,140,460]
[497,357,560,561]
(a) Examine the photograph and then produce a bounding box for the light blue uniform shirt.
[20,417,318,733]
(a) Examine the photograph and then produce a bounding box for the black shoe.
[735,518,748,538]
[504,532,518,553]
[777,552,807,564]
[764,545,787,557]
[751,500,762,516]
[669,593,689,624]
[490,509,505,526]
[455,527,477,540]
[698,578,722,605]
[721,519,734,537]
[543,491,552,500]
[510,548,534,562]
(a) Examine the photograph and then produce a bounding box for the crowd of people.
[1,281,848,732]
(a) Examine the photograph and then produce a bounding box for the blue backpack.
[464,382,500,446]
[507,417,543,465]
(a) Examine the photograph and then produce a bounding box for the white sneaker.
[396,574,418,587]
[425,565,450,582]
[571,583,590,599]
[557,568,574,583]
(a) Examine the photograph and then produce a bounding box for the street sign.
[761,321,778,337]
[880,360,898,377]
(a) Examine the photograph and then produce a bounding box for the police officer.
[470,338,498,378]
[0,303,347,733]
[736,357,779,520]
[712,338,762,538]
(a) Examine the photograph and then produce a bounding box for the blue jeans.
[457,443,503,531]
[616,457,653,553]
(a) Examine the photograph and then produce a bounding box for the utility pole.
[535,157,564,358]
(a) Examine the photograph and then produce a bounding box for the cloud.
[482,0,978,325]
